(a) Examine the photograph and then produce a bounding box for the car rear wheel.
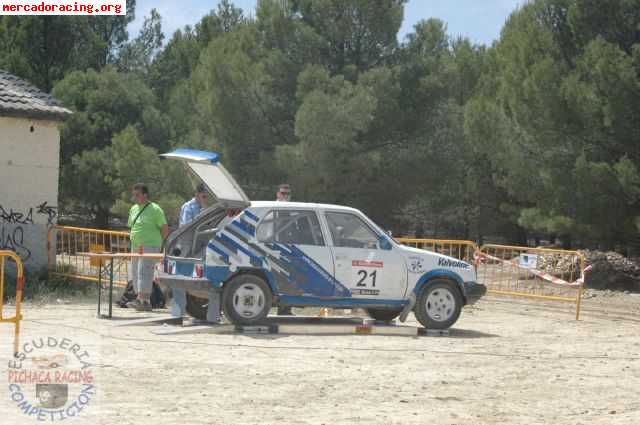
[366,308,403,322]
[222,274,272,326]
[414,279,462,329]
[185,293,208,320]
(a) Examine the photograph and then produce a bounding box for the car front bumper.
[464,281,487,305]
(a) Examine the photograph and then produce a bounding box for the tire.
[222,274,272,325]
[366,308,403,322]
[185,293,208,320]
[414,279,462,329]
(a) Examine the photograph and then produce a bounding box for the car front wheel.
[414,279,462,329]
[222,274,272,325]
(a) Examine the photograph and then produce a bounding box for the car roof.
[249,200,361,213]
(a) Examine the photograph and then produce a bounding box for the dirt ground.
[2,290,639,425]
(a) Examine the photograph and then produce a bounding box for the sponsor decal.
[7,337,96,421]
[437,257,470,269]
[518,254,538,269]
[408,257,425,273]
[352,260,383,268]
[352,289,380,296]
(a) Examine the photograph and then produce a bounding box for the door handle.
[335,255,347,261]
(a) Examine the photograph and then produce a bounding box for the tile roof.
[0,70,72,121]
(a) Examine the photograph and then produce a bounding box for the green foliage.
[465,0,640,247]
[3,0,640,249]
[117,8,164,76]
[52,67,177,224]
[0,2,136,91]
[0,17,100,91]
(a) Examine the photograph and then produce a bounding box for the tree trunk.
[515,227,527,246]
[94,207,110,229]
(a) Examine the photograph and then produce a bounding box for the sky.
[129,0,527,47]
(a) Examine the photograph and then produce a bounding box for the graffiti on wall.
[0,203,58,261]
[0,226,30,260]
[36,201,58,225]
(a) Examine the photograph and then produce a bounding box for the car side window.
[325,212,380,249]
[257,210,325,246]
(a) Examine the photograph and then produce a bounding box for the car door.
[323,211,407,300]
[255,209,341,298]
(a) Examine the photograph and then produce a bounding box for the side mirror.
[378,235,392,251]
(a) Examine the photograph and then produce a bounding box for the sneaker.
[134,300,152,312]
[125,299,142,309]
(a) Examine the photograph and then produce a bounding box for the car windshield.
[325,212,380,249]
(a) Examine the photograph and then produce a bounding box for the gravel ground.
[1,291,639,425]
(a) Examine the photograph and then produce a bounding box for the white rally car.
[158,149,486,329]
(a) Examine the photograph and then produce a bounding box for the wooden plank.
[140,315,445,337]
[369,325,418,336]
[417,328,450,337]
[111,314,182,327]
[274,323,418,336]
[151,324,236,335]
[264,315,373,325]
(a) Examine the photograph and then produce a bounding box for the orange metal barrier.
[396,238,586,319]
[1,250,25,356]
[476,244,585,319]
[395,238,477,262]
[47,225,131,286]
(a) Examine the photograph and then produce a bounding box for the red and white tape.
[474,251,591,287]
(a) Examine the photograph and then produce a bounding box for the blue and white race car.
[158,149,486,329]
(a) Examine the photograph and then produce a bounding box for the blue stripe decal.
[218,232,263,267]
[240,217,256,233]
[207,242,230,264]
[267,243,351,297]
[231,219,256,237]
[261,269,279,293]
[205,265,231,285]
[279,295,407,308]
[243,210,259,222]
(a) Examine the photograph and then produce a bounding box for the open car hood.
[160,149,250,208]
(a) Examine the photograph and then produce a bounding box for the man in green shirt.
[127,183,169,311]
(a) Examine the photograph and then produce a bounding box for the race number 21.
[352,260,383,288]
[356,270,377,287]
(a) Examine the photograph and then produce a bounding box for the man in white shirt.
[276,183,294,316]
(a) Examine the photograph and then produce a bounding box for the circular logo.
[7,337,95,421]
[408,256,425,273]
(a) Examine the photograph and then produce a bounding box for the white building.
[0,70,72,270]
